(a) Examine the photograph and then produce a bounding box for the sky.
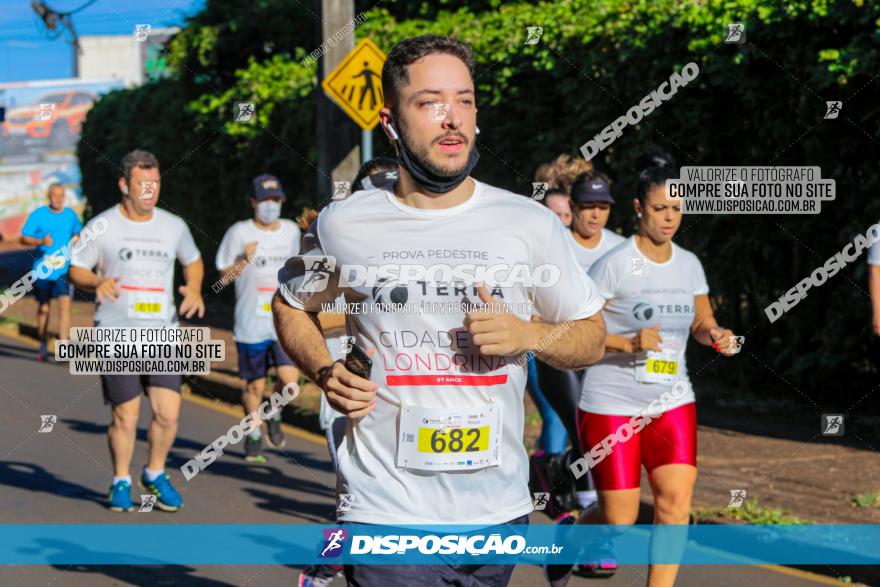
[0,0,204,83]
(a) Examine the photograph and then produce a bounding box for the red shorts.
[576,402,697,490]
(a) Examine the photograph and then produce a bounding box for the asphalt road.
[0,333,844,587]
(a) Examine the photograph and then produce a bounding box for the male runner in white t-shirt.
[273,35,606,586]
[70,150,204,513]
[216,174,301,462]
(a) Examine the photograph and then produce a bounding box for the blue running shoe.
[108,479,134,512]
[140,472,183,512]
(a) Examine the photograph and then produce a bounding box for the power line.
[56,0,100,16]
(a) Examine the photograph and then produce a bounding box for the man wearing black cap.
[569,172,625,271]
[215,174,301,462]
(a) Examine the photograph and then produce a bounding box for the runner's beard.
[392,111,480,194]
[406,126,472,177]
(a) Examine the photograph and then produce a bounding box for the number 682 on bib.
[419,426,489,454]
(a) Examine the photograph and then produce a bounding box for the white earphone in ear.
[387,123,399,141]
[475,126,480,135]
[122,184,129,195]
[637,212,643,218]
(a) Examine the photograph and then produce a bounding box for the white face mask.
[255,200,281,224]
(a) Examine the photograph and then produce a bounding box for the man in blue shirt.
[20,183,82,360]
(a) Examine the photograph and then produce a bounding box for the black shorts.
[236,340,294,382]
[34,276,73,304]
[342,514,528,587]
[100,374,182,406]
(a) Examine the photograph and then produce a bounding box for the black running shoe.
[543,513,576,587]
[266,414,285,449]
[244,435,267,463]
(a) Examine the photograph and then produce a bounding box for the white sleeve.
[215,225,241,271]
[692,255,710,295]
[290,223,303,256]
[868,239,880,266]
[533,218,604,322]
[70,218,101,270]
[277,217,342,312]
[176,222,201,266]
[587,255,616,301]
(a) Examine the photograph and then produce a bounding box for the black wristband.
[316,359,344,391]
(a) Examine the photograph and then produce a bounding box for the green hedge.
[78,0,880,406]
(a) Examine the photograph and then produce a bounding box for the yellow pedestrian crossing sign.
[321,38,386,130]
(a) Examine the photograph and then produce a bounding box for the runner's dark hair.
[120,149,159,182]
[382,35,474,106]
[543,187,568,201]
[635,148,677,203]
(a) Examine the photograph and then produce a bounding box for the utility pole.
[315,0,360,200]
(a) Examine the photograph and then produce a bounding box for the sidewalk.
[2,296,879,528]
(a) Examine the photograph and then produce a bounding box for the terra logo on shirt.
[631,301,695,322]
[632,302,655,321]
[118,247,170,261]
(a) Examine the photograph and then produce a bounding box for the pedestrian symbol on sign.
[349,61,383,111]
[321,39,387,130]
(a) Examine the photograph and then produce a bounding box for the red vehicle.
[2,90,95,149]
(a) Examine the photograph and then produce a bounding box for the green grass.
[851,490,880,509]
[693,498,813,525]
[0,316,20,328]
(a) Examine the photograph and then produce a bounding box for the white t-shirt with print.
[580,236,708,416]
[71,205,201,327]
[215,219,301,343]
[570,228,626,273]
[278,179,604,525]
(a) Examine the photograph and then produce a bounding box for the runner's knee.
[152,407,179,429]
[111,410,138,434]
[244,379,265,398]
[653,490,692,522]
[602,508,639,525]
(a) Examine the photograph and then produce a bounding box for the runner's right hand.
[631,324,662,353]
[320,355,377,418]
[96,278,120,303]
[43,233,53,246]
[244,241,258,258]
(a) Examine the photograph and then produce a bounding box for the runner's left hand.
[464,284,530,357]
[178,285,205,319]
[710,326,737,356]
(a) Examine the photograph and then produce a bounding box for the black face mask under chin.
[391,112,480,194]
